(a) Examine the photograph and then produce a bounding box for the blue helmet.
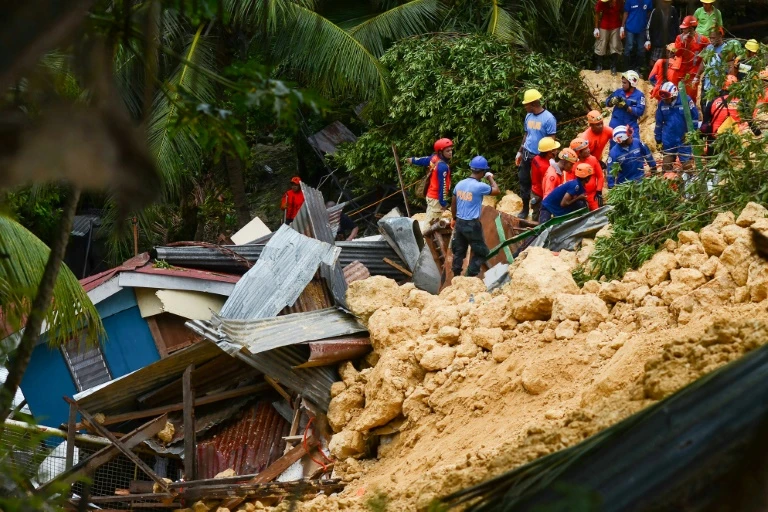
[469,155,490,171]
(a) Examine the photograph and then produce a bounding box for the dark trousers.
[451,218,489,277]
[518,150,534,204]
[539,208,552,224]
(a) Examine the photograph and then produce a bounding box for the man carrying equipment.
[408,138,453,225]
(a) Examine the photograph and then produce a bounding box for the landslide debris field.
[277,202,768,512]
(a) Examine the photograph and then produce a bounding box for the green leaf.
[349,0,442,57]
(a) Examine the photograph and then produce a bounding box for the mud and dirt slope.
[275,203,768,512]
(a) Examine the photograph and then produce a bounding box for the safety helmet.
[522,89,543,105]
[760,67,768,81]
[469,155,490,170]
[575,163,594,178]
[613,125,630,144]
[659,82,679,99]
[622,70,640,88]
[569,138,589,152]
[745,39,760,53]
[434,138,453,152]
[558,148,579,164]
[290,176,301,185]
[700,0,714,2]
[538,137,561,153]
[723,74,738,90]
[587,110,604,124]
[680,15,698,29]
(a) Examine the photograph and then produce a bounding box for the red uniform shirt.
[542,165,566,199]
[648,59,680,99]
[596,0,624,30]
[580,125,614,161]
[674,33,710,75]
[281,189,305,220]
[579,155,604,210]
[530,155,551,197]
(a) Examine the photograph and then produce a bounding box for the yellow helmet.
[745,39,760,53]
[700,0,715,3]
[522,89,543,105]
[538,137,560,153]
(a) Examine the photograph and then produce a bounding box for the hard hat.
[622,70,640,88]
[558,148,579,164]
[469,155,490,170]
[569,138,589,152]
[700,0,715,3]
[659,81,679,98]
[587,110,604,124]
[434,138,453,152]
[290,176,301,185]
[538,137,561,153]
[760,67,768,81]
[522,89,543,105]
[723,74,738,90]
[745,39,760,53]
[680,15,698,29]
[575,163,594,178]
[613,125,629,143]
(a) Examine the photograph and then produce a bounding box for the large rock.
[670,268,706,289]
[747,260,768,302]
[506,247,580,321]
[551,293,609,332]
[402,387,431,423]
[736,202,768,227]
[721,224,748,245]
[419,346,456,371]
[677,231,699,244]
[496,191,523,216]
[346,276,405,322]
[555,319,579,340]
[367,307,426,352]
[439,277,487,305]
[675,243,708,269]
[719,240,754,286]
[711,211,736,229]
[470,327,504,350]
[461,294,516,330]
[699,227,727,257]
[598,280,634,303]
[640,250,679,287]
[327,384,365,432]
[329,430,365,459]
[635,306,673,331]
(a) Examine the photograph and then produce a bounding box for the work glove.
[608,96,619,107]
[484,172,494,179]
[616,99,627,109]
[596,192,604,207]
[620,27,625,39]
[644,41,651,51]
[515,152,522,166]
[594,28,600,38]
[450,219,456,230]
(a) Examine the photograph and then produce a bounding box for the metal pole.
[391,145,412,217]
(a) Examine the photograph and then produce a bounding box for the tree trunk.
[0,186,81,426]
[224,154,251,229]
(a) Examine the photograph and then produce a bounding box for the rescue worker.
[542,148,579,203]
[580,110,613,166]
[539,163,593,224]
[694,0,723,38]
[280,176,305,224]
[752,68,768,132]
[325,201,359,241]
[702,75,761,139]
[594,0,624,75]
[672,15,710,103]
[735,39,761,80]
[450,156,500,278]
[648,48,679,100]
[516,89,557,220]
[655,82,699,173]
[622,0,653,72]
[530,137,561,222]
[407,138,453,225]
[570,138,605,209]
[696,26,726,112]
[606,70,646,142]
[645,0,679,65]
[607,125,659,187]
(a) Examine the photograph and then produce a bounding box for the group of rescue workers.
[279,0,768,279]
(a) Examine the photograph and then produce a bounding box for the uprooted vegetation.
[275,202,768,512]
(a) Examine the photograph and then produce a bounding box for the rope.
[302,417,334,473]
[347,178,422,218]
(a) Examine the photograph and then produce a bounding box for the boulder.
[338,362,359,387]
[640,250,679,287]
[582,280,601,295]
[327,384,365,432]
[329,430,366,459]
[470,327,504,350]
[436,326,461,345]
[367,307,426,352]
[439,277,487,305]
[595,224,613,239]
[622,271,647,286]
[492,342,514,362]
[330,381,346,398]
[736,202,768,227]
[627,284,651,305]
[721,224,748,245]
[521,366,550,395]
[506,247,580,321]
[552,293,609,332]
[699,227,727,257]
[670,268,706,289]
[677,231,699,244]
[697,256,720,278]
[461,295,516,330]
[598,280,633,303]
[635,306,673,331]
[555,319,579,340]
[711,211,736,229]
[419,346,456,371]
[346,276,405,322]
[496,191,523,216]
[719,240,754,286]
[747,260,768,302]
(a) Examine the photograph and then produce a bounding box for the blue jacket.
[606,139,657,187]
[655,95,699,152]
[606,87,646,134]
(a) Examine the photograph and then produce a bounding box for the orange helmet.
[558,147,579,164]
[569,138,589,152]
[434,138,453,152]
[680,15,698,29]
[575,163,594,178]
[290,176,301,185]
[587,110,604,124]
[723,74,738,90]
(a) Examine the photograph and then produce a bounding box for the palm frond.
[146,25,217,199]
[0,215,103,346]
[487,0,526,47]
[348,0,442,57]
[225,0,300,33]
[277,5,390,100]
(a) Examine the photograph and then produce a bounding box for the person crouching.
[539,163,593,223]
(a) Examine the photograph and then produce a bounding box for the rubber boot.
[610,54,618,75]
[595,54,603,73]
[517,199,530,219]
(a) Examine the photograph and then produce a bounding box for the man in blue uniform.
[622,0,653,71]
[516,89,557,220]
[606,70,646,144]
[539,163,593,224]
[607,125,659,187]
[450,156,500,278]
[655,81,699,173]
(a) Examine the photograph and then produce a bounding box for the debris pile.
[287,202,768,511]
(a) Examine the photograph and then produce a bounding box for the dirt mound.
[278,203,768,512]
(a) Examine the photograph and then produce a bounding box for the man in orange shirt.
[280,177,305,224]
[570,138,605,210]
[530,137,561,222]
[580,110,614,167]
[542,148,578,204]
[672,15,710,103]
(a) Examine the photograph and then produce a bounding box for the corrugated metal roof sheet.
[306,121,357,155]
[280,279,333,315]
[71,215,101,237]
[377,217,423,272]
[342,261,370,284]
[302,337,372,368]
[219,225,339,320]
[335,240,410,282]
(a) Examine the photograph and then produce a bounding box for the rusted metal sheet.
[342,261,370,284]
[306,121,357,155]
[196,401,290,479]
[299,337,372,368]
[280,279,333,315]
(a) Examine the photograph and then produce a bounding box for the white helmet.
[660,81,679,99]
[622,70,640,88]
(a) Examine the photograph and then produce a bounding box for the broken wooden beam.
[65,402,77,470]
[383,257,413,277]
[265,375,292,403]
[182,364,196,481]
[182,478,343,502]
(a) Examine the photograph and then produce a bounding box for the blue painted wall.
[20,343,77,427]
[101,305,159,377]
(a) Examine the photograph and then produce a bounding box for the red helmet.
[290,176,301,185]
[434,138,453,152]
[680,15,698,29]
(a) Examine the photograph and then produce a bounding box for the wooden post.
[183,364,196,481]
[392,145,412,217]
[132,216,139,256]
[65,402,77,470]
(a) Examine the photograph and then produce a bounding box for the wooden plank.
[74,493,173,503]
[182,364,196,481]
[145,316,169,359]
[100,382,269,426]
[35,414,168,496]
[65,402,77,470]
[129,480,155,494]
[264,375,292,404]
[66,398,171,494]
[383,257,413,277]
